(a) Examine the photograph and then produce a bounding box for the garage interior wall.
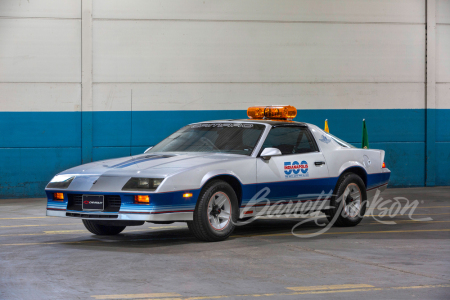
[0,0,449,198]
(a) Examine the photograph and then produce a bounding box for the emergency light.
[247,105,297,121]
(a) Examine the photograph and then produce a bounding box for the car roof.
[193,119,308,126]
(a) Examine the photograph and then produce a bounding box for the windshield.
[148,123,265,155]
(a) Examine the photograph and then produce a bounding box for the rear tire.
[188,180,238,242]
[82,220,126,235]
[325,173,367,227]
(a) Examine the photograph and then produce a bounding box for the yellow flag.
[324,119,329,133]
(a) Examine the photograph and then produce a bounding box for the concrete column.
[426,0,436,186]
[81,0,93,164]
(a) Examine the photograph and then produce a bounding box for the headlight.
[122,178,164,191]
[46,175,75,189]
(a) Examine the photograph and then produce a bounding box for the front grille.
[107,195,121,207]
[67,194,121,212]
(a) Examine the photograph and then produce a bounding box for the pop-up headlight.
[122,178,164,191]
[46,175,75,189]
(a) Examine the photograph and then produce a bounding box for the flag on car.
[362,119,369,149]
[324,119,329,133]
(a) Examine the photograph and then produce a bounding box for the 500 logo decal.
[284,161,309,178]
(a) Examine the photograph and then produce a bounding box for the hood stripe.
[109,155,172,169]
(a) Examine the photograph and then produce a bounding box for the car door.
[255,126,330,212]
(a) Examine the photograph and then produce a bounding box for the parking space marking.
[1,228,449,246]
[286,284,374,291]
[404,206,450,208]
[0,228,147,237]
[0,217,48,220]
[43,230,87,234]
[369,220,450,224]
[0,240,97,246]
[0,226,187,238]
[0,223,79,228]
[235,228,450,238]
[91,284,450,300]
[92,293,182,299]
[368,213,450,216]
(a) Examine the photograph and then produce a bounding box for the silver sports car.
[46,105,390,241]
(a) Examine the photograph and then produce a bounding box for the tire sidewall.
[329,173,367,226]
[195,180,239,239]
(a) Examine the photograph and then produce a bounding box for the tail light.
[382,162,386,168]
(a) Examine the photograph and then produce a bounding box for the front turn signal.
[54,193,64,201]
[135,195,150,204]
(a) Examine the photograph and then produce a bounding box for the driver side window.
[262,127,317,155]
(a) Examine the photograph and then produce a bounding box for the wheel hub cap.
[207,192,231,231]
[342,183,362,218]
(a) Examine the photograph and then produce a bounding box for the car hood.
[58,152,250,178]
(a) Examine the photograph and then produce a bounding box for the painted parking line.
[0,223,80,228]
[286,283,373,291]
[368,220,450,224]
[92,293,182,299]
[0,226,187,238]
[0,220,447,239]
[91,284,450,300]
[1,228,449,247]
[399,206,450,208]
[0,221,444,239]
[234,228,450,238]
[0,240,97,246]
[0,217,48,220]
[368,213,450,216]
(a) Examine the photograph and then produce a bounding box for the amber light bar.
[247,105,297,120]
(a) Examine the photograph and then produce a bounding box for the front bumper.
[46,209,193,221]
[45,189,199,222]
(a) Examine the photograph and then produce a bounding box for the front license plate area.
[82,195,104,211]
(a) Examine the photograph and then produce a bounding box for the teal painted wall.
[0,109,448,198]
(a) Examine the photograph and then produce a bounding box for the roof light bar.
[247,105,297,121]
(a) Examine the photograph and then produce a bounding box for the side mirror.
[260,147,282,160]
[144,146,153,153]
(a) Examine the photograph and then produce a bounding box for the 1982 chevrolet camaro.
[46,106,390,241]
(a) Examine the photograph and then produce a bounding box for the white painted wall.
[90,0,427,112]
[0,0,80,18]
[93,0,425,23]
[436,0,450,109]
[0,0,81,112]
[0,0,447,112]
[92,83,425,112]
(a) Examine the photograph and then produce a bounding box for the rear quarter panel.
[308,124,385,178]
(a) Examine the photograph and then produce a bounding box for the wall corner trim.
[426,0,436,186]
[81,0,93,164]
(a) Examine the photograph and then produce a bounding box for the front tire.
[188,180,238,242]
[82,220,126,235]
[325,173,367,227]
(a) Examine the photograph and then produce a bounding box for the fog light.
[183,193,193,198]
[135,195,150,204]
[54,193,64,201]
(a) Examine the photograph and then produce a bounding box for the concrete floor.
[1,187,449,300]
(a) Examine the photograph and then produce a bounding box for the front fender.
[200,169,243,187]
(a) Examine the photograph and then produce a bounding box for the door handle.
[314,161,325,166]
